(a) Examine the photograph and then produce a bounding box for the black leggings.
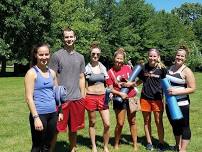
[29,112,57,152]
[166,105,191,140]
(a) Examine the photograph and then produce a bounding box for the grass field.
[0,73,202,152]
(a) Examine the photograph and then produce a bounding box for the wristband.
[33,115,39,119]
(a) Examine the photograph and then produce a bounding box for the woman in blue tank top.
[166,45,196,152]
[24,43,62,152]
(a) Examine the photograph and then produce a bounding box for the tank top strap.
[47,67,53,78]
[180,65,187,72]
[32,66,39,73]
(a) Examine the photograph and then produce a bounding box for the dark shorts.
[113,98,129,110]
[57,98,85,132]
[85,94,109,111]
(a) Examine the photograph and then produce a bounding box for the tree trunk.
[0,56,6,74]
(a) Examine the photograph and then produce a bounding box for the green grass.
[0,73,202,152]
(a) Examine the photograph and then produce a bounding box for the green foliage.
[186,42,202,71]
[0,38,11,58]
[172,3,202,25]
[193,16,202,52]
[0,0,202,70]
[142,11,195,65]
[0,0,53,64]
[49,0,102,56]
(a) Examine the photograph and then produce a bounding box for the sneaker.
[146,143,154,151]
[168,145,179,151]
[173,145,180,152]
[157,143,165,151]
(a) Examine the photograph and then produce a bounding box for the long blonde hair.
[148,48,165,69]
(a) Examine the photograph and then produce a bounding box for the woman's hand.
[120,81,136,88]
[167,87,179,95]
[34,117,44,131]
[119,92,128,99]
[58,113,63,121]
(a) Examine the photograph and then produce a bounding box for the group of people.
[24,27,196,152]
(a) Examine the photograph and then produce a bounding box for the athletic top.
[33,66,56,114]
[49,49,85,100]
[166,65,190,106]
[85,62,108,85]
[138,63,167,100]
[106,65,136,98]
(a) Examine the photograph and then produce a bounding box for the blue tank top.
[33,66,56,114]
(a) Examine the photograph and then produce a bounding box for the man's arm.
[79,73,85,98]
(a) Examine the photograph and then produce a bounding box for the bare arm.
[24,69,43,131]
[108,85,128,99]
[168,67,196,95]
[79,73,86,98]
[24,70,38,117]
[50,69,58,86]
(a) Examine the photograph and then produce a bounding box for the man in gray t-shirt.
[49,27,85,152]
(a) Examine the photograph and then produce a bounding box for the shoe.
[146,143,154,151]
[173,145,180,151]
[169,145,179,151]
[157,143,165,151]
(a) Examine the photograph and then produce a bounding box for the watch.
[33,115,39,119]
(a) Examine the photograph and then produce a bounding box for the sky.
[145,0,202,12]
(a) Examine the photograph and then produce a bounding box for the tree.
[193,16,202,52]
[0,39,11,73]
[142,11,195,65]
[172,3,202,25]
[0,0,54,74]
[105,0,155,62]
[49,0,102,60]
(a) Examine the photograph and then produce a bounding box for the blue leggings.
[29,112,57,152]
[166,105,191,140]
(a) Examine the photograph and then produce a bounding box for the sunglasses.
[91,53,100,56]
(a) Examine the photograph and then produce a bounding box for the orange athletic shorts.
[57,98,85,132]
[140,98,164,112]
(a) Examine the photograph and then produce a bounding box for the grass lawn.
[0,73,202,152]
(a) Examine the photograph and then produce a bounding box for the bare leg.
[180,139,189,152]
[99,109,110,152]
[69,131,77,152]
[175,135,181,150]
[127,109,138,151]
[114,109,126,150]
[153,111,164,144]
[142,112,152,144]
[88,111,97,152]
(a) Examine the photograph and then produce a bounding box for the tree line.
[0,0,202,74]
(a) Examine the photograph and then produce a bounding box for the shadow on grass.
[55,134,174,151]
[55,141,69,152]
[121,134,174,150]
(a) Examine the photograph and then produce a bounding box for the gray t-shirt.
[49,48,85,100]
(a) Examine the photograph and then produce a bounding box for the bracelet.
[33,115,39,119]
